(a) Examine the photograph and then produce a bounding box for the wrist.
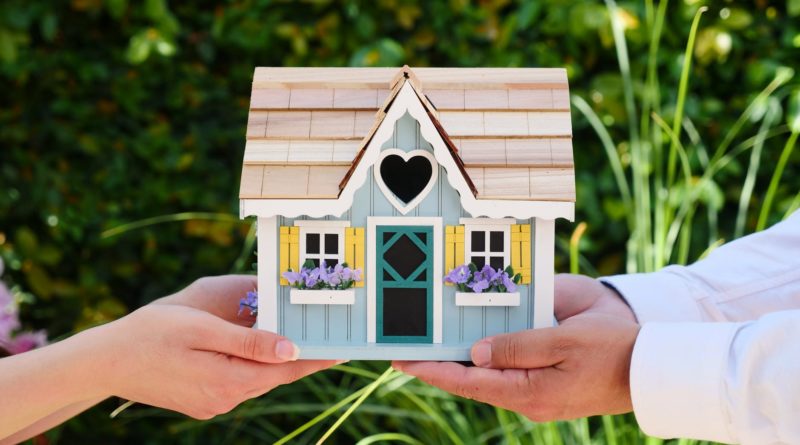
[595,279,638,323]
[60,322,126,400]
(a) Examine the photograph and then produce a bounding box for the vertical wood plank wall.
[277,113,539,345]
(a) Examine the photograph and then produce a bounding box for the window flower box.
[290,288,355,305]
[455,291,520,307]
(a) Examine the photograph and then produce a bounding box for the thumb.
[194,314,300,363]
[471,327,568,369]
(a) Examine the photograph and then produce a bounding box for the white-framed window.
[295,220,349,268]
[461,218,514,270]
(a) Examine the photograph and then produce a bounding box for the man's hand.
[393,274,640,421]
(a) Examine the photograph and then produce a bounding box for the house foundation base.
[296,342,474,361]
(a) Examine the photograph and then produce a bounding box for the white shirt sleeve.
[601,210,800,324]
[630,311,800,444]
[598,211,800,444]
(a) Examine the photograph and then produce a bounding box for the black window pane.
[471,256,485,268]
[490,256,504,270]
[384,234,425,278]
[383,288,427,337]
[414,232,427,244]
[324,258,338,268]
[324,234,338,254]
[383,270,394,281]
[413,269,427,282]
[306,233,320,254]
[383,232,394,243]
[490,231,504,252]
[310,258,320,267]
[471,231,485,252]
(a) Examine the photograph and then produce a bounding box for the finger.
[193,314,299,363]
[471,327,569,369]
[553,274,600,321]
[247,360,341,396]
[393,361,536,407]
[156,275,258,326]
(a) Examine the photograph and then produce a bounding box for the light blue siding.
[275,113,538,358]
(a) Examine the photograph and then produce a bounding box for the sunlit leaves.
[350,38,405,66]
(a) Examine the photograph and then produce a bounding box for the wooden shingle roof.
[240,67,574,202]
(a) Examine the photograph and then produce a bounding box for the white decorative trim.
[459,218,517,225]
[290,289,355,305]
[242,198,574,221]
[533,218,555,328]
[373,148,438,215]
[455,292,520,307]
[367,216,443,344]
[256,216,278,333]
[239,81,575,221]
[293,220,351,228]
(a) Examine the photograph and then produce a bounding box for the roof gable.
[240,66,575,221]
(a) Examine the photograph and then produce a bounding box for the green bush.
[1,0,798,443]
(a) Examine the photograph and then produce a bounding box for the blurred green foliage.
[1,0,799,443]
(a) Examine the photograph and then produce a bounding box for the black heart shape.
[379,154,434,204]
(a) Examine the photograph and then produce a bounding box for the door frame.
[367,217,443,343]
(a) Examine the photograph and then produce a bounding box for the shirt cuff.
[600,270,703,324]
[630,321,740,443]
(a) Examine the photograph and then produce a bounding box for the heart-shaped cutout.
[374,149,438,214]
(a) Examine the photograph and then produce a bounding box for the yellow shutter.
[279,226,300,285]
[445,225,465,285]
[345,227,365,287]
[511,224,532,284]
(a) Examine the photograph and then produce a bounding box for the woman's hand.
[101,303,338,419]
[1,275,338,442]
[100,275,339,419]
[152,275,260,327]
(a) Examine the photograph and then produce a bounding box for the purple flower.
[342,267,354,281]
[2,330,47,354]
[282,271,303,285]
[282,263,362,290]
[238,290,258,316]
[501,273,517,292]
[0,283,20,340]
[444,264,471,284]
[468,279,490,293]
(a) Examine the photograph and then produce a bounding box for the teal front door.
[376,225,434,343]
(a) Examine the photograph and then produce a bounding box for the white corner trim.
[373,148,438,215]
[256,216,278,333]
[367,216,443,344]
[459,218,517,225]
[238,81,576,221]
[293,220,351,228]
[533,218,555,328]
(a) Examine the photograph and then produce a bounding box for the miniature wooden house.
[239,66,575,360]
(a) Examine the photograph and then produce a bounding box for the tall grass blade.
[100,212,241,238]
[316,367,395,444]
[735,104,779,237]
[570,222,588,274]
[355,433,424,445]
[756,130,800,230]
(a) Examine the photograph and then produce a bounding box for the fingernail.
[472,341,492,367]
[276,339,300,361]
